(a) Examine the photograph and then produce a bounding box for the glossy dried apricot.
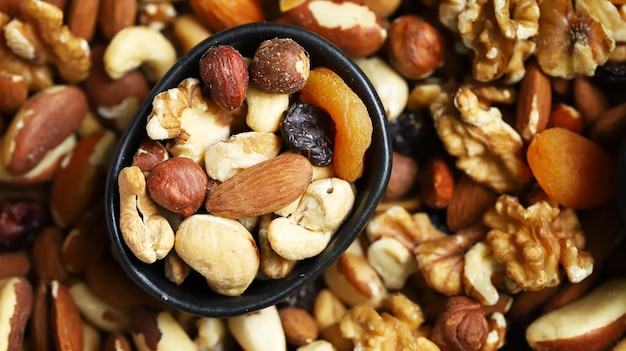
[299,67,373,182]
[527,127,617,209]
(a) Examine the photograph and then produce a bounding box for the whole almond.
[189,0,264,32]
[279,306,320,346]
[98,0,137,40]
[205,153,313,219]
[67,0,100,40]
[51,280,83,351]
[516,61,551,142]
[446,174,498,232]
[199,45,249,111]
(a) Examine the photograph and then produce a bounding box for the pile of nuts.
[1,0,626,350]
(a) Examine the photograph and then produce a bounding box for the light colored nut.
[354,56,408,121]
[104,331,133,351]
[227,305,287,351]
[268,216,332,261]
[138,1,177,30]
[258,214,297,279]
[245,85,290,133]
[118,166,175,264]
[526,279,626,351]
[2,85,87,176]
[164,252,191,286]
[463,241,504,306]
[204,131,282,182]
[313,289,348,331]
[279,306,320,346]
[323,252,386,308]
[103,26,177,82]
[195,317,227,350]
[68,282,131,332]
[0,276,32,351]
[366,237,418,290]
[131,308,196,351]
[290,177,355,232]
[82,322,101,351]
[172,14,212,53]
[175,214,259,296]
[295,340,336,351]
[288,0,387,57]
[50,130,117,229]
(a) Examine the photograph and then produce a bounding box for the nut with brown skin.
[0,276,33,351]
[431,296,489,351]
[387,15,445,80]
[98,0,137,40]
[0,73,28,115]
[279,306,320,347]
[516,60,552,143]
[199,45,249,111]
[249,38,310,94]
[132,138,169,175]
[146,157,209,218]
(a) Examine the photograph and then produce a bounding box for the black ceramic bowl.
[105,22,391,317]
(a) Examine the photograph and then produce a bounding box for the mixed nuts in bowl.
[104,22,391,317]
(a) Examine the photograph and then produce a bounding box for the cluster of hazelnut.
[1,0,626,350]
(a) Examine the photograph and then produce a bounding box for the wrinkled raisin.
[0,198,51,251]
[280,102,334,167]
[388,110,439,160]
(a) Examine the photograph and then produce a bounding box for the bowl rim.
[104,22,392,317]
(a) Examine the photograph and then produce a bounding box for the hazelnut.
[431,296,489,351]
[387,15,444,80]
[249,38,310,94]
[132,138,169,175]
[199,45,249,111]
[146,157,209,217]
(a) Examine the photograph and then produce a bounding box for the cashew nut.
[290,177,355,232]
[195,317,227,351]
[118,166,175,264]
[366,237,418,290]
[227,306,287,351]
[258,214,296,279]
[354,56,409,121]
[267,217,332,261]
[245,85,290,133]
[174,214,259,296]
[103,26,177,81]
[296,340,337,351]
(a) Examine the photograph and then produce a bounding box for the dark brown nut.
[66,0,100,40]
[146,157,209,218]
[132,138,169,175]
[250,38,311,94]
[2,85,87,176]
[387,15,444,80]
[279,306,320,346]
[431,296,489,351]
[98,0,137,40]
[32,227,70,284]
[84,45,150,132]
[0,276,33,351]
[0,252,30,279]
[50,130,117,229]
[383,151,417,201]
[419,153,454,209]
[199,45,249,111]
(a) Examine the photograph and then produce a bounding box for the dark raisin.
[0,198,51,251]
[280,102,334,167]
[388,110,439,160]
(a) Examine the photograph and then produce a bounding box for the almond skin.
[205,153,313,219]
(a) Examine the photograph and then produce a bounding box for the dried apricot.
[299,67,373,182]
[527,127,617,209]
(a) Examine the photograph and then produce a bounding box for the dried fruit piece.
[527,127,617,209]
[299,67,373,182]
[280,102,334,167]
